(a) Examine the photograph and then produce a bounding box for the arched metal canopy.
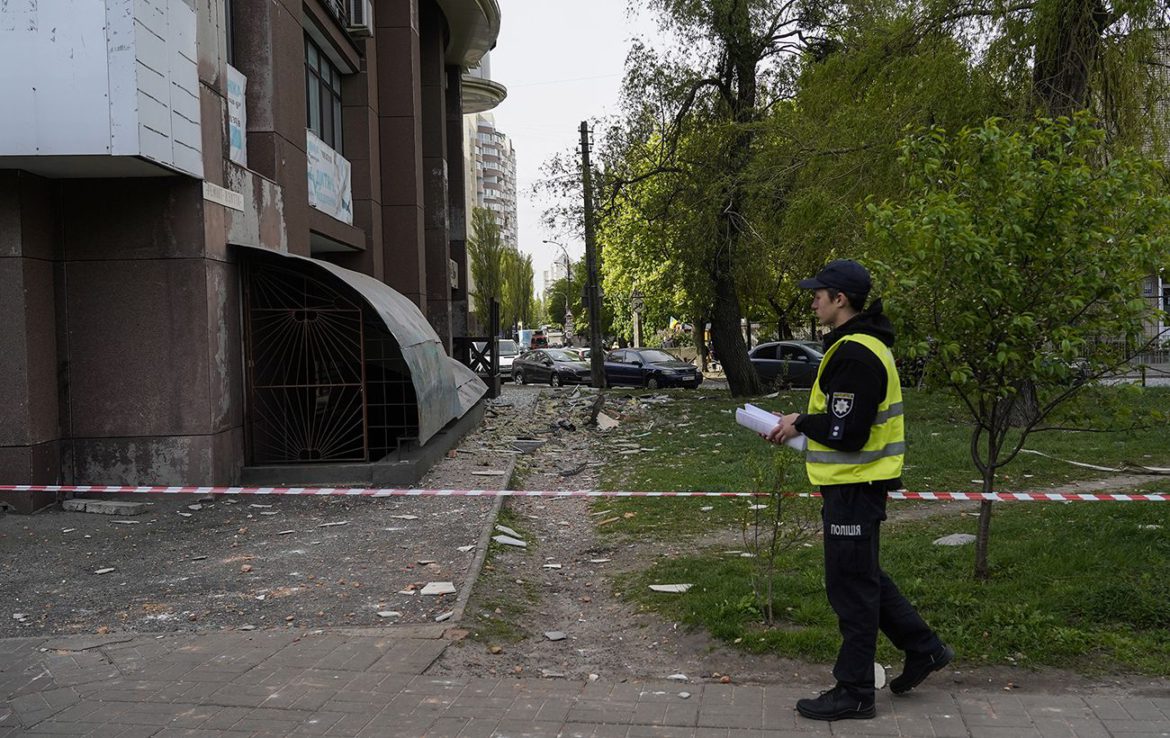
[240,246,485,445]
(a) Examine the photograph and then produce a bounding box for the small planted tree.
[869,114,1170,580]
[743,449,819,625]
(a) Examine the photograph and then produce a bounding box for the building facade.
[0,0,504,511]
[466,111,519,249]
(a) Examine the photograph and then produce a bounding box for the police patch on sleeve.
[831,392,855,419]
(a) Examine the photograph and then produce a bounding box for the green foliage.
[747,9,1005,324]
[500,247,535,330]
[468,208,505,331]
[869,113,1170,577]
[872,114,1170,440]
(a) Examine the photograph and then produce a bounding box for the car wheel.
[550,373,562,387]
[646,376,659,390]
[515,370,525,385]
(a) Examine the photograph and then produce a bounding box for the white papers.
[735,403,807,451]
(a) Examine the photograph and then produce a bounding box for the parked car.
[563,347,592,362]
[749,341,823,388]
[471,339,520,378]
[604,348,703,389]
[512,348,592,387]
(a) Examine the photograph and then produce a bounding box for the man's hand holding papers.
[735,403,806,451]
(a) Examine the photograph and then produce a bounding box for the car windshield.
[638,350,678,363]
[544,349,579,362]
[498,339,518,356]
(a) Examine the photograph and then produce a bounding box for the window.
[305,36,343,153]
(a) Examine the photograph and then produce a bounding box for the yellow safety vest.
[805,333,905,486]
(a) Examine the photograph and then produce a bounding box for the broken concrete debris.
[420,582,457,596]
[495,524,522,538]
[595,412,619,431]
[492,535,527,548]
[544,630,567,641]
[933,533,977,546]
[62,499,148,516]
[434,611,453,622]
[649,584,693,594]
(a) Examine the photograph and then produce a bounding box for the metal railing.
[320,0,348,26]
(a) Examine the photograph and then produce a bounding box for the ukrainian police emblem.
[831,392,854,419]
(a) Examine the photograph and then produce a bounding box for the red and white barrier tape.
[0,485,1165,502]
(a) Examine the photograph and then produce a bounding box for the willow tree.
[746,7,1007,339]
[595,0,833,396]
[933,0,1170,145]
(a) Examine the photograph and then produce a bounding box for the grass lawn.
[594,385,1170,674]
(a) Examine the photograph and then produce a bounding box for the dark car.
[512,348,592,387]
[603,348,703,389]
[749,341,824,388]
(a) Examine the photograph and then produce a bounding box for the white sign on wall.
[306,131,353,225]
[227,65,247,166]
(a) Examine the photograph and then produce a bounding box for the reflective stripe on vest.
[805,333,905,486]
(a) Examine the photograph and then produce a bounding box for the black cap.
[798,259,871,295]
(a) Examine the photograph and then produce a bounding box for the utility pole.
[580,121,605,388]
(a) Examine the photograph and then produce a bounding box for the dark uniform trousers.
[821,482,942,699]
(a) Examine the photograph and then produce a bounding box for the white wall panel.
[0,0,111,155]
[0,0,202,177]
[107,0,140,155]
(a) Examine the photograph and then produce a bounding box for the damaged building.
[0,0,508,512]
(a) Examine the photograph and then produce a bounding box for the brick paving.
[2,631,1168,737]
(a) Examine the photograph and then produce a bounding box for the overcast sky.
[485,0,657,292]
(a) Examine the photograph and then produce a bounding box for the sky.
[485,0,658,292]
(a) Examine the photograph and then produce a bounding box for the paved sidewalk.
[3,630,1169,737]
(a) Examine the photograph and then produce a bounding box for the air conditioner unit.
[346,0,373,37]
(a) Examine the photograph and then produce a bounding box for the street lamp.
[542,239,573,335]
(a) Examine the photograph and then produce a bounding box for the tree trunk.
[971,425,996,580]
[698,315,710,371]
[974,499,994,580]
[712,266,762,397]
[1032,0,1107,116]
[1000,380,1039,428]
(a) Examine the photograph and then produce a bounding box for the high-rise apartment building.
[466,112,519,249]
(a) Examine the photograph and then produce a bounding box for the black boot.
[795,684,876,721]
[890,644,954,695]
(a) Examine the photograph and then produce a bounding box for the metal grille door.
[244,262,368,464]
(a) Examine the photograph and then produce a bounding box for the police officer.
[767,259,952,721]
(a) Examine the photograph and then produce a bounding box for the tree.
[932,0,1170,149]
[596,0,835,396]
[869,114,1170,580]
[745,7,1007,339]
[468,208,505,332]
[501,248,535,333]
